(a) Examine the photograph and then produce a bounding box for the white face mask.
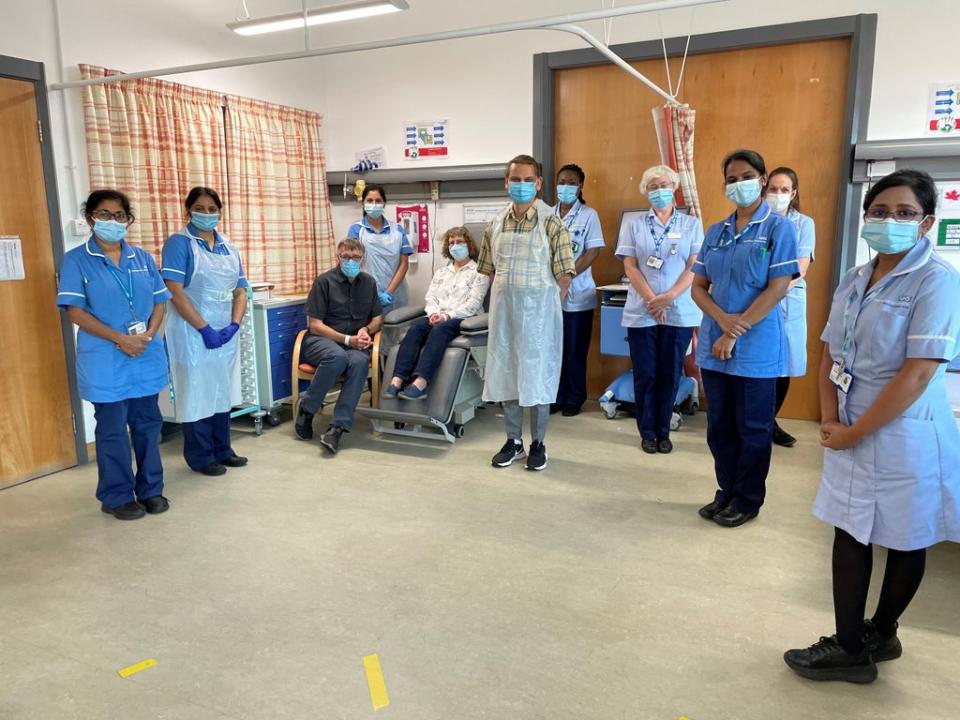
[765,193,792,213]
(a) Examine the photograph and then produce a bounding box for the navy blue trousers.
[93,395,164,507]
[182,411,233,470]
[626,325,694,440]
[393,316,463,383]
[556,309,594,411]
[701,368,776,514]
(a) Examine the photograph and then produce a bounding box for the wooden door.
[0,76,78,486]
[555,38,850,421]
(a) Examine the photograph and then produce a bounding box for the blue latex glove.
[378,290,393,306]
[218,322,240,345]
[199,324,223,349]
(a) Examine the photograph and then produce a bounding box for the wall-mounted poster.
[927,83,959,135]
[403,119,449,160]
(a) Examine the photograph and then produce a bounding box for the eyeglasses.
[338,254,362,262]
[864,208,926,223]
[91,210,130,223]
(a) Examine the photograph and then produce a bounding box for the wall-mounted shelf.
[327,163,505,203]
[853,138,960,182]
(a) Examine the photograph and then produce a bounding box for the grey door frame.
[0,54,88,469]
[533,13,878,285]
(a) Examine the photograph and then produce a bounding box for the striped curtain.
[224,97,334,294]
[80,65,227,258]
[652,103,702,219]
[80,66,334,294]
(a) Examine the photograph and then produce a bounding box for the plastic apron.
[165,238,241,423]
[359,221,409,310]
[482,200,563,406]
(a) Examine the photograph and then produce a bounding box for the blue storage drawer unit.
[254,296,308,410]
[598,284,631,358]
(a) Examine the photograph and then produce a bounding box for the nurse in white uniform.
[552,163,605,416]
[347,184,413,314]
[764,166,816,447]
[785,170,960,684]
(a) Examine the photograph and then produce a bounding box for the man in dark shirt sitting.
[295,238,383,453]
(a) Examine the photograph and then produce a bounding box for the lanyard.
[647,212,679,256]
[556,202,583,230]
[105,263,136,317]
[840,282,884,363]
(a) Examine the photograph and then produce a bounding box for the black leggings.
[775,376,790,415]
[832,528,927,653]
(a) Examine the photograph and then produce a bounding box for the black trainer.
[863,620,902,662]
[320,425,344,454]
[139,495,170,514]
[772,422,797,447]
[294,400,314,441]
[492,439,525,467]
[783,636,878,684]
[101,501,146,521]
[526,441,547,471]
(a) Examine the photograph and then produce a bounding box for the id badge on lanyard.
[833,285,882,393]
[829,361,854,393]
[647,214,678,270]
[107,264,145,335]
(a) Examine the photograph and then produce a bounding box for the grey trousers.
[300,336,370,431]
[503,401,550,443]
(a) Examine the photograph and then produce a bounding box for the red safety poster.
[396,204,430,254]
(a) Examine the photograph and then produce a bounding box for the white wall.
[2,0,954,441]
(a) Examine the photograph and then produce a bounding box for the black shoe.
[197,463,227,476]
[101,501,146,520]
[698,500,727,520]
[773,422,797,448]
[526,441,548,471]
[713,506,759,527]
[561,406,580,417]
[549,404,561,415]
[294,400,314,441]
[863,620,902,662]
[657,438,673,454]
[784,636,878,684]
[492,439,525,467]
[221,453,248,467]
[641,438,658,454]
[139,495,170,514]
[320,425,344,454]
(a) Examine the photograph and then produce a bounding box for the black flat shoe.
[863,620,902,662]
[657,438,673,454]
[713,506,759,527]
[549,404,561,415]
[221,453,248,467]
[139,496,170,514]
[561,406,581,417]
[198,463,227,476]
[698,500,727,519]
[641,438,658,454]
[773,422,797,447]
[784,636,878,684]
[101,501,146,520]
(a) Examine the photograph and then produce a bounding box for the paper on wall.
[0,236,25,280]
[462,204,503,225]
[403,119,449,160]
[926,83,959,136]
[934,183,960,249]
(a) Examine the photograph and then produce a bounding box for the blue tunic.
[780,209,816,377]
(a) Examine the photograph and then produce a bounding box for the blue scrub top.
[160,225,249,288]
[56,238,171,403]
[693,203,800,378]
[347,217,414,254]
[616,208,704,328]
[552,200,605,311]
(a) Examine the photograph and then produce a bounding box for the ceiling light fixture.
[228,0,408,36]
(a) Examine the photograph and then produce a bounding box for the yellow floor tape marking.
[118,658,156,678]
[362,654,390,710]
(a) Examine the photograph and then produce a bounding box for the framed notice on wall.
[934,183,960,249]
[402,119,449,160]
[927,83,959,136]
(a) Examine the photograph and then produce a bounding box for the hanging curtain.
[651,103,702,219]
[80,65,227,258]
[224,97,335,295]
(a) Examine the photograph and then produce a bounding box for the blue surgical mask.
[647,188,674,210]
[364,203,384,219]
[449,243,470,261]
[861,219,922,255]
[556,185,579,205]
[508,181,537,204]
[191,212,220,232]
[725,178,762,207]
[93,219,127,244]
[340,258,361,279]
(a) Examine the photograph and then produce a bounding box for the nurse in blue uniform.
[616,164,703,453]
[785,170,960,684]
[162,187,249,476]
[56,190,171,520]
[552,163,605,416]
[765,167,816,447]
[347,185,413,314]
[691,149,799,527]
